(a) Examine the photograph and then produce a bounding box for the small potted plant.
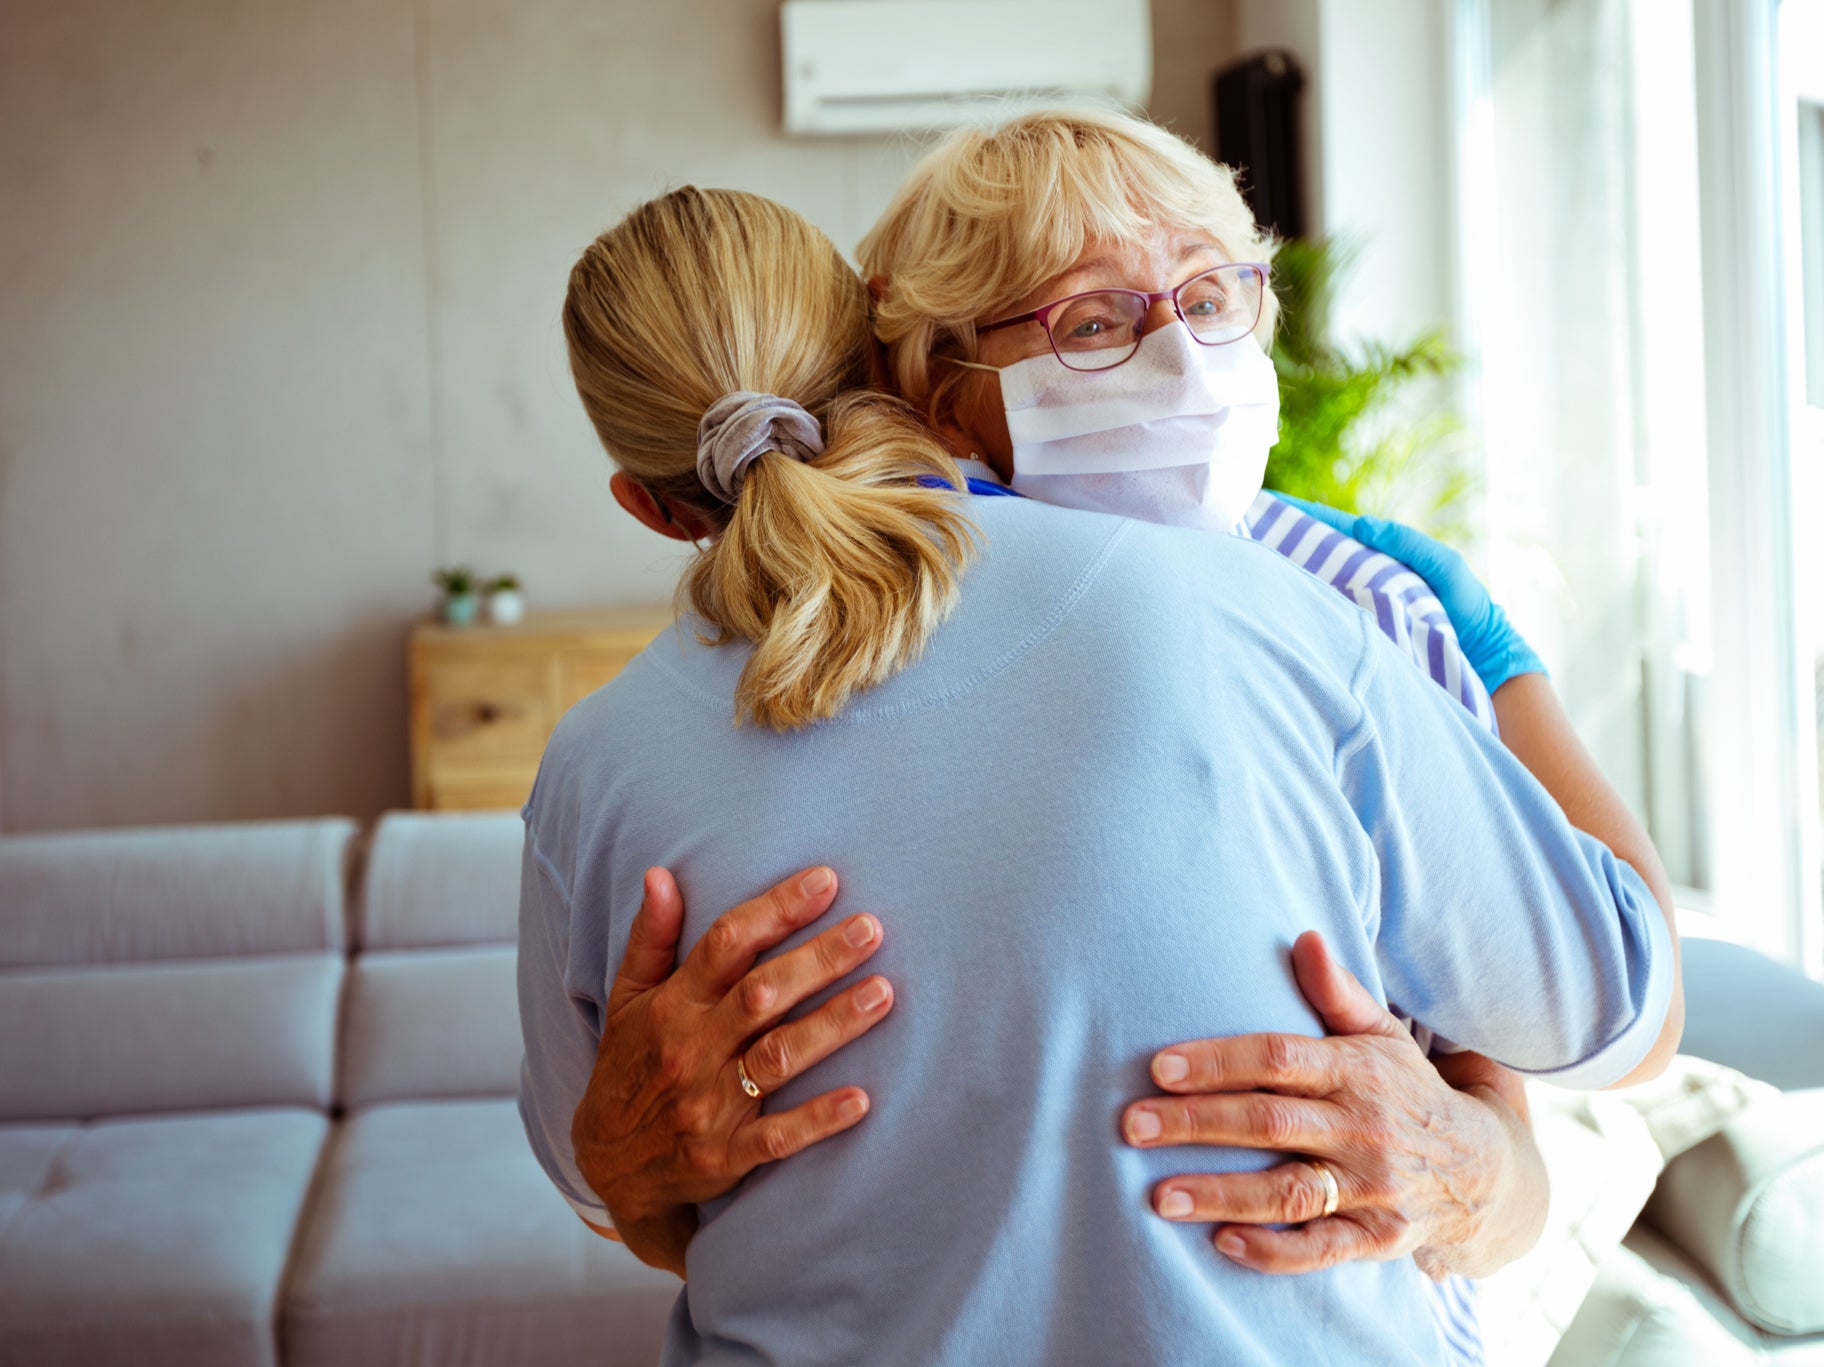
[432,566,480,626]
[485,573,526,626]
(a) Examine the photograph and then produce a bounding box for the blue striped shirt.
[1240,492,1497,736]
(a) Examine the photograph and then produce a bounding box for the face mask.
[995,324,1281,533]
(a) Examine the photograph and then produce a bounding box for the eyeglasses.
[976,263,1269,372]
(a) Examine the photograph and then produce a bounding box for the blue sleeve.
[1336,613,1674,1088]
[515,820,614,1226]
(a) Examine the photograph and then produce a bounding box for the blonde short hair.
[564,187,975,730]
[858,106,1278,426]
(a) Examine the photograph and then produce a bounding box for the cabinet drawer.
[417,662,551,765]
[408,607,672,811]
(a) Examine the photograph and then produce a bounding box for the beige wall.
[0,0,1241,833]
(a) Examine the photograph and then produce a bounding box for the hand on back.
[572,865,893,1260]
[1121,931,1531,1276]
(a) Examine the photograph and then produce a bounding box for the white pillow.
[1475,1056,1773,1367]
[1646,1087,1824,1336]
[1609,1055,1778,1164]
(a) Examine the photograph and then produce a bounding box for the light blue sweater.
[519,496,1672,1366]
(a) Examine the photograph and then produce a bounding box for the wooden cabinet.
[408,607,673,811]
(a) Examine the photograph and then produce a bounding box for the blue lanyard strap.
[915,474,1027,498]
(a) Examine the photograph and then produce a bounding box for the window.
[1455,0,1821,972]
[1781,0,1824,971]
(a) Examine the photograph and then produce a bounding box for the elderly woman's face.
[943,228,1233,479]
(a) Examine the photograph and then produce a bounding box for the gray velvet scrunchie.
[695,392,826,504]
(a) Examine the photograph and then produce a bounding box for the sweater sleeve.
[1336,613,1674,1088]
[515,819,614,1225]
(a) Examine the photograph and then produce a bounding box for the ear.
[929,404,979,465]
[609,471,715,543]
[930,369,1014,481]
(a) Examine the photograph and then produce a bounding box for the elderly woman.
[519,141,1679,1363]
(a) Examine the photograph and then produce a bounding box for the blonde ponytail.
[563,188,978,730]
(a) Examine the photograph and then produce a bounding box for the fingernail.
[856,977,890,1011]
[800,867,834,896]
[1127,1109,1162,1143]
[1154,1053,1189,1085]
[838,1093,868,1122]
[1216,1232,1248,1261]
[845,914,877,947]
[1159,1189,1193,1218]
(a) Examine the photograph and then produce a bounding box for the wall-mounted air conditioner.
[781,0,1152,136]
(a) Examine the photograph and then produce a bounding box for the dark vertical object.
[1213,50,1307,240]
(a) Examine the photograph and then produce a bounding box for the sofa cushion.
[0,1123,72,1254]
[0,818,356,966]
[338,946,521,1107]
[281,1098,678,1367]
[1645,1087,1824,1337]
[357,811,522,950]
[0,952,343,1121]
[1546,1227,1761,1366]
[1619,1224,1824,1364]
[0,1108,328,1367]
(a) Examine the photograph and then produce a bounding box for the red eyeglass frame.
[974,262,1271,370]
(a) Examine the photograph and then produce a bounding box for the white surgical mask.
[994,324,1280,533]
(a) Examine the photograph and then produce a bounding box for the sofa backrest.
[1680,936,1824,1092]
[337,810,525,1109]
[0,818,355,1121]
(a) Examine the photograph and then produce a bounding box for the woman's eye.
[1051,293,1139,348]
[1180,284,1230,317]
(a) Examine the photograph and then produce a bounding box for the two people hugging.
[517,107,1682,1366]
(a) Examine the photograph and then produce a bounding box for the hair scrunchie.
[695,392,825,504]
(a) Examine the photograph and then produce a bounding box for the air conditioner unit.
[781,0,1152,136]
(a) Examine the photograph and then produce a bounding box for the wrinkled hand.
[1122,931,1536,1277]
[572,865,894,1270]
[1273,492,1546,694]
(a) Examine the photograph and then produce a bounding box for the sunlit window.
[1782,0,1824,966]
[1457,0,1822,971]
[1457,0,1713,887]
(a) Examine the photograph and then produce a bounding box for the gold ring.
[736,1056,763,1100]
[1306,1158,1340,1218]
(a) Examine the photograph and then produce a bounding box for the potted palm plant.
[1264,237,1474,545]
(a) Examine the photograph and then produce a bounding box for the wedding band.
[736,1056,763,1100]
[1306,1159,1340,1218]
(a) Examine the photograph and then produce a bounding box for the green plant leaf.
[1264,237,1477,545]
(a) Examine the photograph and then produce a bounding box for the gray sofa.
[1,812,1819,1366]
[0,813,675,1367]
